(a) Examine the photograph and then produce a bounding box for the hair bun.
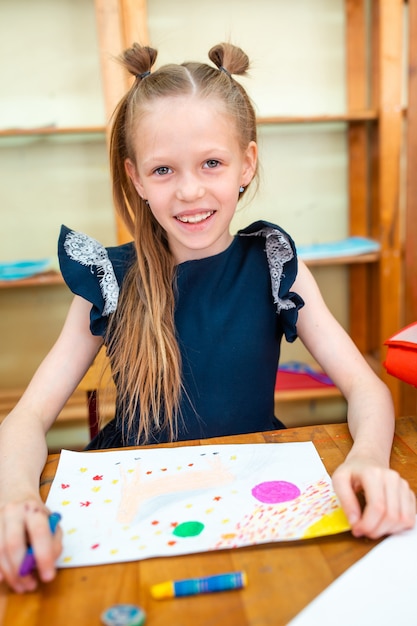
[208,43,250,77]
[120,43,158,79]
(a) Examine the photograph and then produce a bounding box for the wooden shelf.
[275,386,342,403]
[0,114,380,138]
[0,387,115,428]
[0,271,63,289]
[0,388,88,425]
[257,110,378,125]
[0,112,381,138]
[304,251,380,267]
[0,249,379,291]
[0,125,106,137]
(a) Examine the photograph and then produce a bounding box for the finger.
[331,467,362,527]
[0,503,38,593]
[25,508,62,583]
[352,482,382,537]
[353,471,415,538]
[381,476,417,534]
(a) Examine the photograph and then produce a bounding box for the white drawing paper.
[289,516,417,626]
[45,442,350,568]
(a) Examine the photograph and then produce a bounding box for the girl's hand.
[0,499,62,593]
[332,457,416,539]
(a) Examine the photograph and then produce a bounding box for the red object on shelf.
[384,322,417,387]
[275,363,336,392]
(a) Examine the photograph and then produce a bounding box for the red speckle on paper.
[80,501,92,507]
[91,544,100,550]
[61,484,70,489]
[93,475,103,481]
[151,520,159,526]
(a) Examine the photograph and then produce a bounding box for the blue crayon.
[151,571,247,599]
[19,512,62,576]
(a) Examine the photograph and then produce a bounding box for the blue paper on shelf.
[296,237,380,261]
[0,259,53,281]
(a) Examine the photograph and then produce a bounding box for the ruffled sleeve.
[238,221,304,342]
[58,225,135,336]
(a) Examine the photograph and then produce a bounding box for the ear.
[125,158,145,198]
[241,141,258,187]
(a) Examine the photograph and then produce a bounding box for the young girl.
[0,42,415,593]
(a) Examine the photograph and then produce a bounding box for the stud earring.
[239,186,245,193]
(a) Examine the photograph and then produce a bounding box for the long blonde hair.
[106,42,258,443]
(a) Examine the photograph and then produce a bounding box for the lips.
[175,210,215,224]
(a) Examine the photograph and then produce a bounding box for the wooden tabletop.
[1,416,416,626]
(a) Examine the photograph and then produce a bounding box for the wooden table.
[1,417,416,626]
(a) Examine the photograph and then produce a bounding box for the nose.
[175,173,205,202]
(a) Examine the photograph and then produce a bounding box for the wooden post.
[120,0,149,47]
[345,0,372,354]
[403,0,417,413]
[93,0,149,245]
[374,0,404,411]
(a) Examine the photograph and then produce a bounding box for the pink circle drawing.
[251,480,301,504]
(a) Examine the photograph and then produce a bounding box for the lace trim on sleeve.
[63,230,119,315]
[240,226,296,313]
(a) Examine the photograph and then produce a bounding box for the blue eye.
[205,159,220,169]
[154,166,171,176]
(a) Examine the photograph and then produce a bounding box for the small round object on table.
[101,604,146,626]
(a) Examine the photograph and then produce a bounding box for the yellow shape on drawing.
[302,507,351,539]
[61,500,71,506]
[79,467,87,473]
[221,533,237,540]
[63,556,73,564]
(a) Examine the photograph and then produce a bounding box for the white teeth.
[176,211,214,224]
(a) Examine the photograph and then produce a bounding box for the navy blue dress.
[58,221,304,448]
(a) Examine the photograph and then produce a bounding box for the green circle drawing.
[173,521,205,538]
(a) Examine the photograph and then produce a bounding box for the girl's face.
[125,95,257,264]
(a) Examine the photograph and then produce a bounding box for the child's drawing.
[45,442,350,568]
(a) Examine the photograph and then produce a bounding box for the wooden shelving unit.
[80,0,406,416]
[1,0,412,437]
[92,0,408,426]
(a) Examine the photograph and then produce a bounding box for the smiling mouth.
[175,211,214,224]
